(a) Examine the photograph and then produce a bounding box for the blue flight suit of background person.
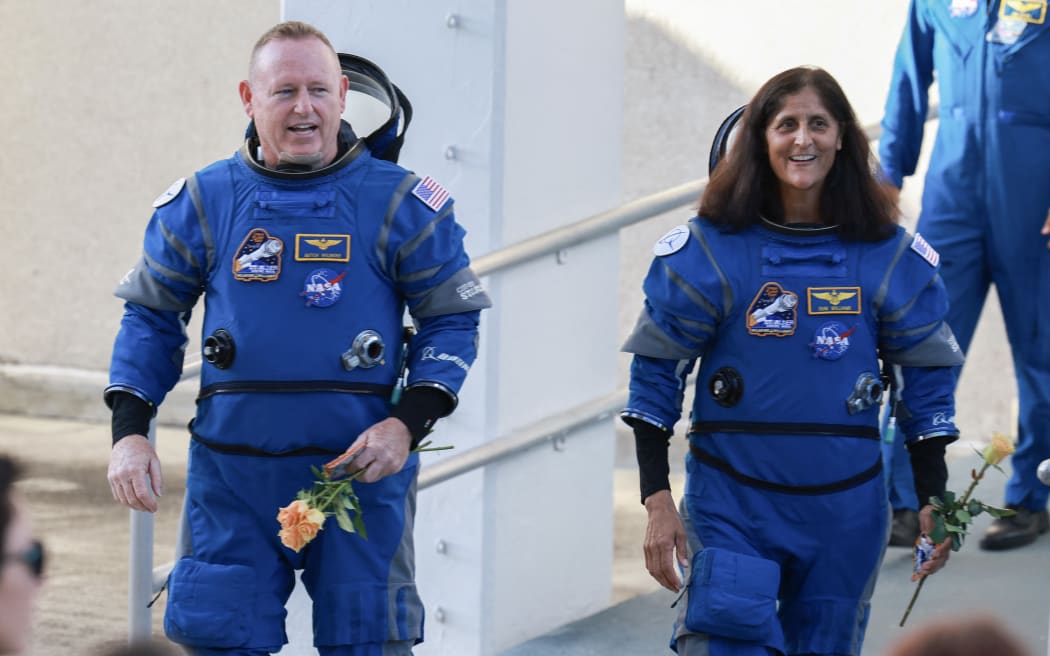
[105,121,490,654]
[622,217,961,655]
[879,0,1050,548]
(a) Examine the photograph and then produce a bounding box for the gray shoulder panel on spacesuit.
[620,309,700,360]
[880,322,965,367]
[409,267,492,318]
[113,256,196,312]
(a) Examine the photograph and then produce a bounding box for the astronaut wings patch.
[910,233,940,267]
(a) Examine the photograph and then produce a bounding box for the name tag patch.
[295,234,350,262]
[807,287,861,315]
[1001,0,1046,23]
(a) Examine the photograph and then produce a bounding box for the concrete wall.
[0,1,278,418]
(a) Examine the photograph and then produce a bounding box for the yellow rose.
[277,499,326,552]
[981,432,1016,466]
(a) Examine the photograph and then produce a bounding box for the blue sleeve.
[107,304,192,407]
[621,221,725,431]
[898,365,958,443]
[877,233,961,442]
[879,0,936,187]
[623,354,697,433]
[378,179,491,405]
[107,180,207,406]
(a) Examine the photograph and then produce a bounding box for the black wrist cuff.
[390,386,454,450]
[909,436,949,507]
[629,418,672,504]
[110,391,154,446]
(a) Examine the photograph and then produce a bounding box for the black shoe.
[889,509,920,547]
[978,505,1050,551]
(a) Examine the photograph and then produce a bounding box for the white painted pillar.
[280,2,624,654]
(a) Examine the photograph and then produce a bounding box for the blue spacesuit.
[106,126,490,654]
[622,217,961,655]
[880,0,1050,531]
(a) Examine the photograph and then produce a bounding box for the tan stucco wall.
[0,1,278,375]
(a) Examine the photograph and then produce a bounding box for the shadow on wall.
[615,14,748,467]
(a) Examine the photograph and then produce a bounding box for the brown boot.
[978,505,1050,551]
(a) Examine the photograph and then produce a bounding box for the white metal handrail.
[131,108,938,639]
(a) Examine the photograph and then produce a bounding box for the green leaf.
[967,500,983,516]
[929,496,945,511]
[352,512,368,539]
[951,534,964,551]
[984,505,1017,519]
[944,523,967,534]
[334,506,355,533]
[941,490,956,506]
[929,516,948,543]
[953,509,972,524]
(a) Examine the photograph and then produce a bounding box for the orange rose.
[277,499,326,552]
[981,432,1016,467]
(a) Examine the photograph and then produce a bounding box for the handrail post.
[128,419,156,642]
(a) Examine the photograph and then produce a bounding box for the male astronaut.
[880,0,1050,550]
[104,21,490,655]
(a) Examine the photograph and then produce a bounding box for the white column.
[280,2,624,654]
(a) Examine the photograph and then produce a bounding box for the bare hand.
[328,418,412,484]
[1042,208,1050,249]
[108,434,163,512]
[642,490,689,592]
[912,504,952,581]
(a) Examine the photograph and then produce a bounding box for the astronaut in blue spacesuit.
[623,67,960,655]
[104,22,490,656]
[880,0,1050,551]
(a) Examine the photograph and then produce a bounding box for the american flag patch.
[411,176,450,212]
[911,233,940,267]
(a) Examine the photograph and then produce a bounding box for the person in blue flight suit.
[103,21,490,656]
[880,0,1050,551]
[622,67,960,656]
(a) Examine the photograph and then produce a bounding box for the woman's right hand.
[643,489,690,592]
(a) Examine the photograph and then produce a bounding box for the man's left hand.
[329,418,412,483]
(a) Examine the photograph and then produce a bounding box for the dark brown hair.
[701,66,896,241]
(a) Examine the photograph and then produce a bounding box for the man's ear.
[239,80,254,118]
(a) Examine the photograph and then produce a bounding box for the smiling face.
[765,86,842,218]
[239,36,349,169]
[0,496,40,655]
